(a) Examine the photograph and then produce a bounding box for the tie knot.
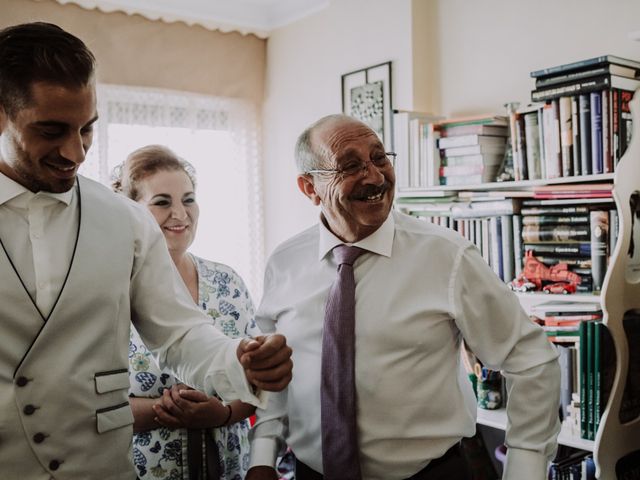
[333,245,365,266]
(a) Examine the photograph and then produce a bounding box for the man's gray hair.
[294,114,360,173]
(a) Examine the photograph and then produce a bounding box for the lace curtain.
[83,84,264,297]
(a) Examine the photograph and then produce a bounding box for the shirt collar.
[0,171,75,206]
[318,211,395,261]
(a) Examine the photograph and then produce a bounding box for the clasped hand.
[237,334,293,391]
[152,384,229,429]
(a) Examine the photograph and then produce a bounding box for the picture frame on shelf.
[341,61,392,147]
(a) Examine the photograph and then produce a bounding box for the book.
[501,214,515,282]
[530,55,640,78]
[442,143,506,158]
[433,114,508,129]
[489,216,503,280]
[514,112,528,180]
[531,74,640,102]
[522,197,614,207]
[520,205,591,216]
[513,214,523,277]
[543,101,561,179]
[586,320,595,439]
[439,164,492,176]
[531,301,603,315]
[522,215,589,226]
[522,225,590,242]
[571,95,581,176]
[532,183,612,194]
[533,256,591,268]
[578,94,592,175]
[393,110,442,190]
[523,109,542,180]
[618,89,634,164]
[579,320,589,439]
[450,198,520,218]
[440,153,504,167]
[559,344,575,421]
[439,124,508,137]
[590,91,603,174]
[523,241,591,254]
[439,171,500,186]
[438,134,506,150]
[559,96,574,177]
[602,90,612,173]
[544,314,603,323]
[589,210,609,292]
[535,63,640,88]
[593,322,615,437]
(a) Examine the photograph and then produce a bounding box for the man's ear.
[297,174,322,206]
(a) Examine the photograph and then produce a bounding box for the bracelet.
[215,404,232,427]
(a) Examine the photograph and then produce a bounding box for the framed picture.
[341,61,392,147]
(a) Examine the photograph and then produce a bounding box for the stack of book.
[393,110,442,190]
[519,192,616,293]
[436,115,508,186]
[531,301,607,441]
[522,55,640,179]
[396,196,520,282]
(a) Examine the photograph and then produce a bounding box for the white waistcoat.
[0,178,137,479]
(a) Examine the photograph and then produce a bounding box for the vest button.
[23,404,36,415]
[33,432,46,443]
[49,459,61,470]
[16,376,29,387]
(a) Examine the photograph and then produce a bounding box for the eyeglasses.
[305,152,397,179]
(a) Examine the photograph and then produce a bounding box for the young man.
[247,114,561,480]
[0,22,292,479]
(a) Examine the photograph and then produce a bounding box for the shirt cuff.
[503,447,548,480]
[205,337,268,408]
[249,437,280,469]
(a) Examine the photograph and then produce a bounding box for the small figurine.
[508,251,581,294]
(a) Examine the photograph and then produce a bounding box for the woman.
[113,145,256,480]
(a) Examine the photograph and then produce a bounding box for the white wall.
[435,0,640,117]
[262,0,414,255]
[263,0,640,257]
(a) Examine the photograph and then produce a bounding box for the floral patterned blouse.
[129,255,257,480]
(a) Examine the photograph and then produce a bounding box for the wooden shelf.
[476,407,595,451]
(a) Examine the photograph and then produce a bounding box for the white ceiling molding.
[51,0,330,38]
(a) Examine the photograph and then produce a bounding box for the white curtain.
[83,84,264,298]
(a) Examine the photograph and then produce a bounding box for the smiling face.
[0,80,97,193]
[136,169,199,257]
[297,116,395,243]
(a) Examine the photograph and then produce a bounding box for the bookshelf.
[593,89,640,478]
[476,407,595,451]
[393,56,640,476]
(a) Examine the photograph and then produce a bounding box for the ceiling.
[55,0,330,37]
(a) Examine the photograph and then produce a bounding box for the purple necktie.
[321,245,366,480]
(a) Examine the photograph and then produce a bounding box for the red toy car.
[542,282,577,295]
[508,278,537,292]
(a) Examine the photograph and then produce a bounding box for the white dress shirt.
[0,172,263,406]
[250,210,560,480]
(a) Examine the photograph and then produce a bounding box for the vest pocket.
[94,369,129,393]
[95,401,133,433]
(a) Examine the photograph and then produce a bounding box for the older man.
[0,22,291,479]
[247,114,560,480]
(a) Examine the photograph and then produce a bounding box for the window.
[80,85,264,298]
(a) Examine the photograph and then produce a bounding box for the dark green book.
[587,320,595,440]
[594,322,616,437]
[579,321,589,439]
